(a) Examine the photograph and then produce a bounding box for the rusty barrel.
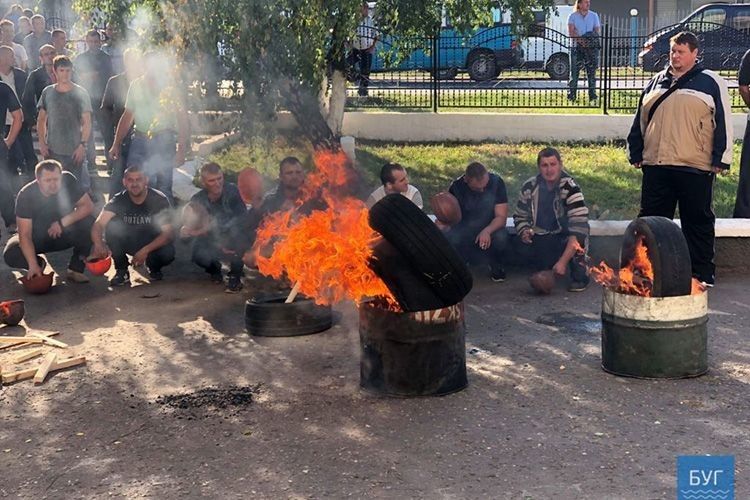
[601,288,708,379]
[359,300,468,397]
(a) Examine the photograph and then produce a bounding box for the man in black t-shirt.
[181,162,256,293]
[91,165,174,286]
[447,161,509,282]
[0,79,22,236]
[3,160,94,282]
[735,50,750,217]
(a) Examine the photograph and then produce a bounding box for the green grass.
[209,133,742,220]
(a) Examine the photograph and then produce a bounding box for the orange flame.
[575,236,704,297]
[254,150,396,307]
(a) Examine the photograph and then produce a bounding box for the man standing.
[0,45,35,178]
[366,162,423,209]
[109,52,189,202]
[181,162,254,293]
[13,16,30,45]
[447,161,509,282]
[734,49,750,218]
[347,1,377,97]
[260,156,306,214]
[0,19,27,70]
[22,14,51,71]
[0,74,21,236]
[567,0,600,103]
[101,48,141,196]
[75,29,112,171]
[21,43,55,126]
[514,147,590,292]
[91,164,175,286]
[36,55,93,191]
[627,31,732,286]
[51,29,71,57]
[3,160,94,283]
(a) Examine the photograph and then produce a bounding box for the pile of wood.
[0,331,86,385]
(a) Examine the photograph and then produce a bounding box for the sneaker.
[148,268,163,281]
[490,267,506,283]
[66,268,90,283]
[568,280,589,292]
[209,270,224,284]
[110,270,130,287]
[224,275,243,293]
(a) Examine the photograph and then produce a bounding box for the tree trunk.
[325,69,347,137]
[286,81,338,151]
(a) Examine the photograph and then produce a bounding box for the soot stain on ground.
[155,385,261,417]
[536,311,601,335]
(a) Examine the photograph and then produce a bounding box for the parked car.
[639,3,750,71]
[504,6,575,80]
[368,22,523,81]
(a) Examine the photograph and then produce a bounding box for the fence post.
[432,29,439,113]
[602,24,609,115]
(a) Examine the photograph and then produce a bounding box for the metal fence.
[345,22,748,114]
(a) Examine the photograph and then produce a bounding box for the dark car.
[639,3,750,71]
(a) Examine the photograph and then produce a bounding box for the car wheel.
[434,67,458,80]
[620,216,693,297]
[245,294,333,337]
[467,50,496,82]
[546,53,570,80]
[368,194,473,309]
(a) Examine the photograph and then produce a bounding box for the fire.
[254,150,396,307]
[575,236,705,297]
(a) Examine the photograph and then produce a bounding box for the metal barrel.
[601,288,708,379]
[359,300,468,397]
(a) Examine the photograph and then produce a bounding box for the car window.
[731,8,750,32]
[701,8,727,31]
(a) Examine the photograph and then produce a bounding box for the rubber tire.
[369,238,447,312]
[619,216,693,297]
[467,50,496,82]
[368,194,473,308]
[245,294,333,337]
[434,67,458,80]
[546,53,570,80]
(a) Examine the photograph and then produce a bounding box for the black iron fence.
[345,22,748,114]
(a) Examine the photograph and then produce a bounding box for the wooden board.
[0,337,44,344]
[0,332,59,351]
[33,353,58,384]
[28,333,68,349]
[1,356,86,384]
[12,348,44,364]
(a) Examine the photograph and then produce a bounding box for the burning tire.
[245,294,333,337]
[368,194,473,309]
[620,217,692,297]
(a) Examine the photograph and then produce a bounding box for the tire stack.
[368,193,473,312]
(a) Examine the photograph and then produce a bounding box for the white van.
[503,6,575,79]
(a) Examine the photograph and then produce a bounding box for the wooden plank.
[1,355,85,385]
[12,348,44,364]
[0,337,44,344]
[28,333,68,349]
[0,332,60,351]
[33,353,57,384]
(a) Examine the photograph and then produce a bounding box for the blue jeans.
[569,47,598,100]
[128,131,177,203]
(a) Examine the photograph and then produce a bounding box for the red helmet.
[20,272,54,294]
[86,254,112,276]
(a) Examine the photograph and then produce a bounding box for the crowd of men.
[0,20,739,294]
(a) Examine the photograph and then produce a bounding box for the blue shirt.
[567,10,601,37]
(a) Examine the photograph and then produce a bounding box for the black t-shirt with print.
[104,187,171,239]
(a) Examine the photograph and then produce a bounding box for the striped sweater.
[513,172,590,244]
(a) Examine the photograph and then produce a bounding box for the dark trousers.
[3,215,95,272]
[446,224,507,269]
[346,49,372,96]
[105,218,175,272]
[6,125,37,178]
[734,124,750,217]
[108,135,131,197]
[639,166,716,283]
[49,151,91,192]
[515,232,588,282]
[128,131,177,203]
[0,140,14,228]
[569,46,598,100]
[191,231,249,278]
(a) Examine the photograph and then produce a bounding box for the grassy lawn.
[209,134,742,220]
